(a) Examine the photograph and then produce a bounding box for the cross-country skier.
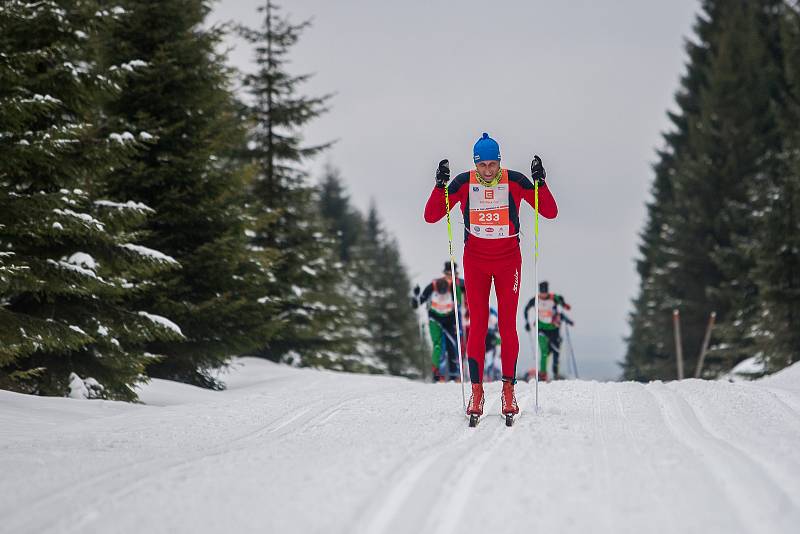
[412,262,467,382]
[424,133,558,421]
[524,281,572,381]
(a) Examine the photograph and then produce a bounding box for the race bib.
[430,289,454,314]
[538,295,556,324]
[468,169,511,239]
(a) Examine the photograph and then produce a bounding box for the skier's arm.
[520,181,558,219]
[424,172,469,223]
[555,294,571,310]
[517,157,557,219]
[418,283,434,305]
[523,297,535,330]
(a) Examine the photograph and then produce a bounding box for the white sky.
[212,0,700,380]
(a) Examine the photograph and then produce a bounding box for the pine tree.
[700,1,785,375]
[625,0,794,380]
[624,0,726,380]
[355,206,427,377]
[0,1,181,399]
[319,166,364,263]
[237,2,355,366]
[750,3,800,372]
[97,0,276,388]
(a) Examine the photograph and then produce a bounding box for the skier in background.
[412,262,466,382]
[524,281,572,381]
[424,133,558,419]
[483,307,501,382]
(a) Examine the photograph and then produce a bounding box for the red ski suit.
[424,169,557,383]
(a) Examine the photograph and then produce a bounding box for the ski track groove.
[2,374,332,531]
[590,382,617,533]
[17,381,372,534]
[57,393,371,534]
[616,386,660,483]
[649,382,797,533]
[355,388,514,534]
[431,388,528,534]
[665,383,800,511]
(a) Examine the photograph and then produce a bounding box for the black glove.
[524,322,531,332]
[435,159,450,189]
[410,296,418,309]
[413,284,421,296]
[531,155,546,185]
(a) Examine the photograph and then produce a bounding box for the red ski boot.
[467,384,484,427]
[501,378,520,421]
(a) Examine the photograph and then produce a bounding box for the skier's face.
[476,160,500,180]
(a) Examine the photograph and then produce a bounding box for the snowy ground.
[2,359,800,534]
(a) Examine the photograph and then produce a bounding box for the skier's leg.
[493,249,522,381]
[443,314,459,381]
[550,331,562,378]
[464,251,492,384]
[538,331,550,377]
[428,318,444,382]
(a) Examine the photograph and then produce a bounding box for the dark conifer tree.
[700,1,785,374]
[749,3,800,372]
[624,1,727,380]
[98,0,275,388]
[319,166,364,264]
[355,206,426,377]
[237,2,355,366]
[0,1,181,399]
[625,0,795,379]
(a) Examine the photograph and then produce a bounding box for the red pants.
[463,246,522,383]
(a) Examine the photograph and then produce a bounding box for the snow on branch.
[108,132,135,144]
[138,311,184,337]
[47,258,103,280]
[52,208,105,231]
[94,200,154,213]
[120,243,178,265]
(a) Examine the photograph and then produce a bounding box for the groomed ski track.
[1,358,799,534]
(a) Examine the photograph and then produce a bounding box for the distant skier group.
[414,274,574,383]
[412,132,571,424]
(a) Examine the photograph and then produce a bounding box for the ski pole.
[533,179,540,412]
[444,175,467,412]
[566,324,579,379]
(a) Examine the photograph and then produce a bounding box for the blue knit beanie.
[473,132,501,163]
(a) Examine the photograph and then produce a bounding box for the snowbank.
[758,360,800,393]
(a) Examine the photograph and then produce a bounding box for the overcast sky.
[212,0,700,380]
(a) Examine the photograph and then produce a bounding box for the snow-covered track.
[2,358,799,534]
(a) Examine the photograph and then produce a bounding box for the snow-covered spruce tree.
[318,167,397,374]
[749,3,800,373]
[353,206,427,378]
[0,1,182,399]
[96,0,279,388]
[237,2,355,366]
[319,166,365,264]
